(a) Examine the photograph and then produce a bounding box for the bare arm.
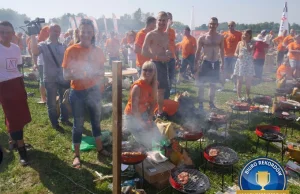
[234,42,240,57]
[30,35,40,56]
[141,33,155,59]
[131,85,143,120]
[195,36,203,73]
[219,36,225,69]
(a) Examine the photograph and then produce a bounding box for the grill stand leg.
[281,141,284,162]
[142,161,144,189]
[204,160,207,173]
[222,172,224,192]
[231,165,234,182]
[255,137,259,152]
[266,142,270,157]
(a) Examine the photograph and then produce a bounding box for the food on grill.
[282,112,289,116]
[227,100,250,111]
[263,132,279,139]
[209,149,219,157]
[249,106,260,111]
[177,172,189,185]
[122,152,142,156]
[208,113,227,122]
[121,151,147,164]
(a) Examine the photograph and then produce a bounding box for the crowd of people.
[1,10,300,168]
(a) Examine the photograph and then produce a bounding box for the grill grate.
[205,144,239,166]
[170,168,210,193]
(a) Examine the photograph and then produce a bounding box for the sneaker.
[247,98,252,104]
[217,86,224,92]
[233,87,237,92]
[61,120,73,127]
[17,146,28,166]
[225,79,230,82]
[209,102,217,110]
[52,125,65,133]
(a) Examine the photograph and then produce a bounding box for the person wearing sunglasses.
[195,17,224,111]
[219,21,242,92]
[124,61,162,148]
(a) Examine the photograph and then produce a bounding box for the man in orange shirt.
[220,21,242,92]
[287,34,300,78]
[276,56,292,80]
[105,31,120,66]
[283,29,295,48]
[179,26,197,80]
[165,12,177,99]
[273,29,288,66]
[134,16,156,75]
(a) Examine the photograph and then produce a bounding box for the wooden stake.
[112,61,122,194]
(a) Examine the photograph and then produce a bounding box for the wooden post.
[112,61,122,194]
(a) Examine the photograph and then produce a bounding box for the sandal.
[72,155,81,169]
[97,149,112,159]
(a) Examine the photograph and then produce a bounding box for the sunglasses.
[142,69,153,73]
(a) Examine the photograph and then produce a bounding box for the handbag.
[47,44,70,88]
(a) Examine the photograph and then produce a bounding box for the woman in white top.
[127,31,137,68]
[0,21,31,166]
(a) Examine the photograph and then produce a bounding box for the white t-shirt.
[128,44,136,61]
[0,43,22,82]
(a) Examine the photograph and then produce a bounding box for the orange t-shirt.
[276,64,292,80]
[124,79,154,115]
[283,35,294,47]
[223,30,242,57]
[105,38,120,57]
[288,42,300,60]
[135,29,150,67]
[180,35,197,59]
[62,44,106,90]
[168,28,176,58]
[273,36,286,52]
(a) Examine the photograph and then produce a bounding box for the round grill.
[204,143,239,166]
[255,125,285,142]
[170,167,210,194]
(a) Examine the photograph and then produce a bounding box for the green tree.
[0,8,30,32]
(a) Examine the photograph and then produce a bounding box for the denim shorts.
[289,59,300,68]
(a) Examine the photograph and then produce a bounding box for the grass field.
[0,66,299,194]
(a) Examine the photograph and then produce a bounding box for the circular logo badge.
[239,157,287,190]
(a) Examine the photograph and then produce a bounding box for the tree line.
[1,8,300,35]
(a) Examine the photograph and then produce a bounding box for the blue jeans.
[164,58,176,99]
[253,59,265,79]
[69,85,102,144]
[45,82,69,126]
[181,54,195,74]
[224,57,237,75]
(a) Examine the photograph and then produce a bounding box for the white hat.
[254,34,265,42]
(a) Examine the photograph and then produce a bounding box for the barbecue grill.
[169,166,210,194]
[206,113,229,139]
[203,143,239,192]
[255,125,285,162]
[253,95,272,106]
[176,131,203,150]
[274,111,297,136]
[122,144,147,188]
[227,100,250,126]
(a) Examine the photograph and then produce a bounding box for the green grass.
[1,67,300,194]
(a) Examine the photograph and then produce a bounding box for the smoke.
[123,115,164,150]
